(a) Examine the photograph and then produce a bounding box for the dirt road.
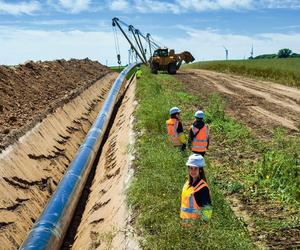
[178,69,300,138]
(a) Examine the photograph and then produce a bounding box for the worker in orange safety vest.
[166,107,186,151]
[180,154,212,226]
[188,110,209,156]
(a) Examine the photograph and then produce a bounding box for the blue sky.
[0,0,300,65]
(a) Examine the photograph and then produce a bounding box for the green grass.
[129,67,255,249]
[185,85,300,245]
[255,129,300,204]
[110,65,138,80]
[109,65,125,72]
[204,94,300,206]
[130,66,300,248]
[184,58,300,86]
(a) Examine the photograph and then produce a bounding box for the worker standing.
[136,67,142,79]
[188,110,209,156]
[166,107,186,151]
[180,154,212,226]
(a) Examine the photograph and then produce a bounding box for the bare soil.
[0,59,116,249]
[176,69,300,249]
[0,59,112,151]
[178,69,300,139]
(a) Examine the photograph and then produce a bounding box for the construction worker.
[188,110,209,156]
[166,107,186,151]
[180,154,212,226]
[136,67,142,79]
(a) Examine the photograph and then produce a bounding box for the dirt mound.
[0,59,112,151]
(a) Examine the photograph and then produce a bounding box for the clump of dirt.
[0,58,112,151]
[267,226,300,249]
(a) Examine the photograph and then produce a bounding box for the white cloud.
[107,0,253,14]
[134,0,181,14]
[261,0,300,9]
[107,0,300,14]
[0,0,40,15]
[48,0,92,13]
[163,26,300,60]
[109,0,129,11]
[0,26,129,66]
[1,25,299,66]
[177,0,253,11]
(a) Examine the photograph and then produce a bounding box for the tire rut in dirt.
[177,70,300,138]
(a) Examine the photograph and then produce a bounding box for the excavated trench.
[62,75,139,250]
[0,69,141,249]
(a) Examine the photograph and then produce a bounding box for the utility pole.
[223,46,228,60]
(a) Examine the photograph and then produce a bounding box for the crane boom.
[112,17,195,74]
[112,18,147,64]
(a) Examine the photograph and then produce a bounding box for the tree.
[277,48,292,58]
[290,53,300,58]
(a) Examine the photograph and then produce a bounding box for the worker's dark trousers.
[192,151,206,157]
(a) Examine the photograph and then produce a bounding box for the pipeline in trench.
[20,63,139,250]
[0,73,116,250]
[62,74,137,249]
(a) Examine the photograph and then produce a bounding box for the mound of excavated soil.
[0,59,112,151]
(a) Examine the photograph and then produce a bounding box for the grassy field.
[129,67,300,249]
[129,67,256,249]
[110,65,137,80]
[184,58,300,87]
[204,94,300,248]
[109,65,125,72]
[203,93,300,207]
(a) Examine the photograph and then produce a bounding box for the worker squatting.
[166,107,212,226]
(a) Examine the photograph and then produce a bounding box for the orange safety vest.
[166,118,182,146]
[180,179,208,220]
[191,124,209,153]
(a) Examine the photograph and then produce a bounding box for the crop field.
[184,58,300,87]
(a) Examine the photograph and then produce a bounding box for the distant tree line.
[249,48,300,59]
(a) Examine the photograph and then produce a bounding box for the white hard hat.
[194,110,204,119]
[170,107,181,115]
[186,154,205,168]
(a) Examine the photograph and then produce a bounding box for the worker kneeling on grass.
[136,67,142,79]
[180,154,212,226]
[166,107,187,151]
[188,110,209,157]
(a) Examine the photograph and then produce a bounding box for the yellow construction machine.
[150,48,195,74]
[112,17,195,74]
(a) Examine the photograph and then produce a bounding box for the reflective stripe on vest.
[166,118,182,146]
[192,125,209,152]
[180,180,208,219]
